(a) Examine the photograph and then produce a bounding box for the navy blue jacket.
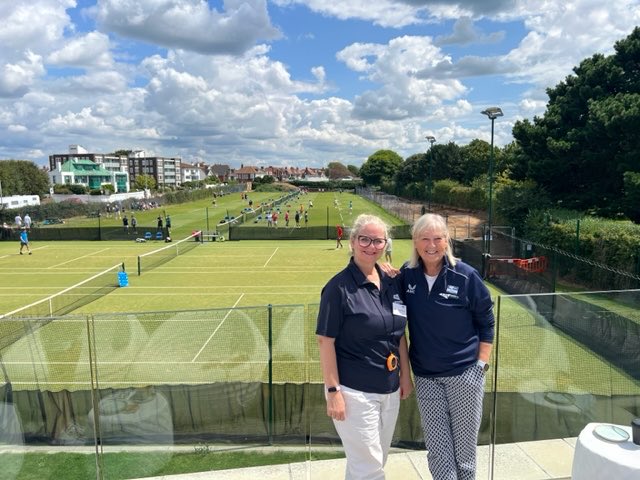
[398,257,494,377]
[316,258,407,393]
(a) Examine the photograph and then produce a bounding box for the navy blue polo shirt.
[316,258,407,394]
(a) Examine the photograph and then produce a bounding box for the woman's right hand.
[326,391,346,421]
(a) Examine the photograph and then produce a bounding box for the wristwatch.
[477,360,490,373]
[327,386,341,393]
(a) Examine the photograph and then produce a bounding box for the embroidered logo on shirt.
[393,294,401,301]
[439,292,459,300]
[446,285,459,295]
[406,284,416,295]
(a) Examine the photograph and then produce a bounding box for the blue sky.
[0,0,639,169]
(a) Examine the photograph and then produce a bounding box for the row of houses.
[47,145,327,193]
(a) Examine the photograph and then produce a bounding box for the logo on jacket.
[406,284,416,295]
[393,294,401,301]
[446,285,459,295]
[439,292,459,300]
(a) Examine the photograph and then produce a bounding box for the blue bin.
[118,271,129,287]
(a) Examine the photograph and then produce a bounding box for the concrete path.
[135,437,576,480]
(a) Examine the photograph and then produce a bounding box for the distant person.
[304,210,309,226]
[384,237,393,263]
[272,211,278,228]
[336,224,343,249]
[14,214,22,228]
[285,210,290,227]
[1,222,11,240]
[19,228,32,255]
[23,213,32,229]
[165,215,172,234]
[294,210,300,228]
[131,215,138,234]
[157,215,163,233]
[123,215,129,233]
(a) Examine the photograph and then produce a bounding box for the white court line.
[191,293,244,363]
[48,248,110,269]
[0,245,49,259]
[263,247,279,268]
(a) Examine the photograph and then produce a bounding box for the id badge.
[392,302,407,317]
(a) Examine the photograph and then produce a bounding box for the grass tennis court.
[1,191,639,399]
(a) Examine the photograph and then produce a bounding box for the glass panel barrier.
[0,315,97,480]
[4,290,638,479]
[306,303,346,479]
[491,290,640,480]
[91,307,271,480]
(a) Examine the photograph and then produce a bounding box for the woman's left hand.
[379,262,400,277]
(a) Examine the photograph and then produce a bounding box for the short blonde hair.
[408,213,457,268]
[349,214,389,255]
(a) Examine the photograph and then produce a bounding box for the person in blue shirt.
[316,214,413,480]
[19,228,32,255]
[397,213,494,480]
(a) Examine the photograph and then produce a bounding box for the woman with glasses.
[398,213,494,480]
[316,214,413,480]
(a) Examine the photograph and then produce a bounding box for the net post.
[268,303,273,445]
[137,256,142,276]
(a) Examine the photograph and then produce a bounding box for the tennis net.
[137,230,203,275]
[0,263,124,351]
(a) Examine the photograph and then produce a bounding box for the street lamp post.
[480,107,503,261]
[425,135,436,212]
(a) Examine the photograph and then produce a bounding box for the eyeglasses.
[357,235,387,248]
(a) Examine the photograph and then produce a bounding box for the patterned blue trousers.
[415,363,485,480]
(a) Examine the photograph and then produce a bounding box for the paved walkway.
[136,437,576,480]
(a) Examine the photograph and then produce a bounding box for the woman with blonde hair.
[399,213,494,480]
[317,214,413,479]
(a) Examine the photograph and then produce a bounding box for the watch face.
[483,363,490,372]
[327,387,338,392]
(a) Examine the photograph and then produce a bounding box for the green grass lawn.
[1,191,638,397]
[0,449,345,480]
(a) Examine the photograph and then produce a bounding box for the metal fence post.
[267,304,273,445]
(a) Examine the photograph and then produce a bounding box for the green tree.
[458,140,493,185]
[512,27,640,216]
[326,162,351,179]
[395,154,427,186]
[255,175,275,184]
[134,174,156,191]
[0,160,50,197]
[347,164,360,177]
[112,149,132,157]
[359,150,403,187]
[623,171,640,223]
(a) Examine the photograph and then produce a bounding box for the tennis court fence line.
[137,230,203,275]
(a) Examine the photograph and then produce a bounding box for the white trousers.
[332,385,400,480]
